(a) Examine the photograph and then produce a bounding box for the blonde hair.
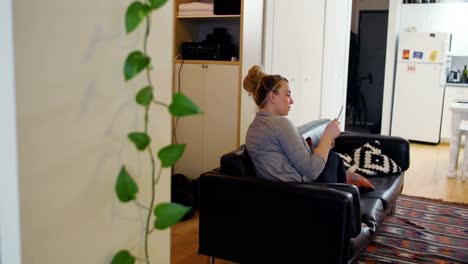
[243,65,288,107]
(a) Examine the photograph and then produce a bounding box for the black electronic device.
[181,42,218,60]
[214,0,240,15]
[181,27,235,60]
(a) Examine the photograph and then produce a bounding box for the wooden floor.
[171,142,468,264]
[402,142,468,203]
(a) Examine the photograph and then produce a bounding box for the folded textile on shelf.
[178,10,214,16]
[178,2,214,11]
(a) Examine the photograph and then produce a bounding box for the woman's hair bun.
[243,65,266,95]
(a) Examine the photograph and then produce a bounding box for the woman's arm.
[275,117,326,182]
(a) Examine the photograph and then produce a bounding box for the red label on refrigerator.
[403,49,410,60]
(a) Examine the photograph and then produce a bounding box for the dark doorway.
[346,11,388,134]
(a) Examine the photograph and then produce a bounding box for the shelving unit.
[172,0,264,179]
[177,15,241,18]
[174,59,239,65]
[173,1,241,63]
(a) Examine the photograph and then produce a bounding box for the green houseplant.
[111,0,201,263]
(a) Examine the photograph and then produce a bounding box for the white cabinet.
[441,85,468,141]
[264,0,351,127]
[264,0,325,126]
[400,3,468,55]
[321,0,353,122]
[174,63,239,179]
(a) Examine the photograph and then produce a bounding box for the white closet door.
[296,0,325,126]
[321,0,352,123]
[270,0,304,125]
[265,0,351,126]
[270,0,302,80]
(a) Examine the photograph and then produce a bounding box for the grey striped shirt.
[245,111,326,182]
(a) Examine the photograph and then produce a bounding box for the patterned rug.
[358,195,468,264]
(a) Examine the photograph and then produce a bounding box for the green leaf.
[125,1,151,33]
[111,250,135,264]
[148,0,168,9]
[154,202,191,230]
[128,132,151,151]
[169,93,203,117]
[124,51,150,81]
[149,0,167,9]
[136,86,153,107]
[115,166,139,203]
[158,144,186,168]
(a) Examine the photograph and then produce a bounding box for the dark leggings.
[315,151,347,183]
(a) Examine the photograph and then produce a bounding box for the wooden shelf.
[175,59,240,65]
[177,14,241,19]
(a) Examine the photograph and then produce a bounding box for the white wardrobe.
[261,0,352,128]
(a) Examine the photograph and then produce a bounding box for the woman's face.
[272,80,294,116]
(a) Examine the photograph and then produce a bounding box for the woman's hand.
[324,119,341,141]
[314,119,341,161]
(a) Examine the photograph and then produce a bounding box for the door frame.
[381,0,402,135]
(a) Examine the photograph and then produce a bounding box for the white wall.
[0,0,22,263]
[13,0,173,263]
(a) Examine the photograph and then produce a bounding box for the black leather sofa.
[198,119,410,264]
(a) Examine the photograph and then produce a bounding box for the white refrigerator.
[391,32,451,144]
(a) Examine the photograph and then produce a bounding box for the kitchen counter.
[446,83,468,88]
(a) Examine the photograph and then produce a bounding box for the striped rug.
[358,195,468,264]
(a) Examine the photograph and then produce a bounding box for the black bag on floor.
[171,174,195,221]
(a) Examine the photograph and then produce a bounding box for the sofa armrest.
[200,173,362,238]
[199,173,356,263]
[303,183,361,237]
[334,133,410,171]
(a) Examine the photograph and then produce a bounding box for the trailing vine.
[111,0,202,263]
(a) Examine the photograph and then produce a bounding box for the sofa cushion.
[334,133,410,172]
[346,171,375,193]
[362,174,404,212]
[338,140,402,177]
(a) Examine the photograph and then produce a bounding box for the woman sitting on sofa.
[243,65,345,183]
